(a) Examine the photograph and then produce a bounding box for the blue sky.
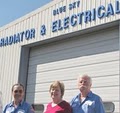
[0,0,51,27]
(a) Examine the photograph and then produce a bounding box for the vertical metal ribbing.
[118,20,120,113]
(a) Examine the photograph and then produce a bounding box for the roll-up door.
[26,27,119,113]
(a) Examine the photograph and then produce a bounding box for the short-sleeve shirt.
[3,101,34,113]
[44,100,72,113]
[70,91,105,113]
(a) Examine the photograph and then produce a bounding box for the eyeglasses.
[14,90,23,93]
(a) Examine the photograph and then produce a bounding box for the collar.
[87,91,93,98]
[78,91,93,98]
[9,100,24,107]
[75,91,93,105]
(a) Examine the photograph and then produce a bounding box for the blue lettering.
[30,28,35,38]
[84,10,91,23]
[0,28,35,47]
[63,6,66,12]
[0,39,1,47]
[69,4,73,10]
[59,7,63,13]
[69,1,80,10]
[0,40,1,47]
[77,12,84,24]
[70,14,77,26]
[115,0,120,14]
[73,2,77,8]
[9,36,13,45]
[52,20,58,32]
[25,30,31,40]
[53,10,56,16]
[40,25,46,35]
[106,3,114,17]
[64,17,69,29]
[58,20,63,30]
[20,31,24,41]
[4,37,9,46]
[97,5,105,18]
[0,38,4,46]
[53,6,66,16]
[91,8,96,20]
[69,2,76,10]
[13,33,20,43]
[56,9,59,14]
[77,1,80,7]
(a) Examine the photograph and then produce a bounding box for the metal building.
[0,0,120,113]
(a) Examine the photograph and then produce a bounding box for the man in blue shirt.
[70,74,105,113]
[3,83,34,113]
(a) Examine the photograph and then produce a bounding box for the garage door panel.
[28,56,119,74]
[26,75,119,94]
[36,59,118,73]
[30,28,118,58]
[26,87,119,104]
[27,61,119,84]
[28,38,118,66]
[35,51,119,71]
[64,75,119,90]
[26,83,51,93]
[26,27,119,112]
[64,87,119,102]
[27,64,119,86]
[26,91,50,104]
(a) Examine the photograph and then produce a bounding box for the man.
[3,83,34,113]
[70,74,105,113]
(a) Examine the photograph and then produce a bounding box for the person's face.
[50,86,62,100]
[12,85,24,102]
[78,76,91,92]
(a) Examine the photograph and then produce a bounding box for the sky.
[0,0,51,27]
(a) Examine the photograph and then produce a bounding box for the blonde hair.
[49,81,65,97]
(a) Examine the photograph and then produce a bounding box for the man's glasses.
[14,90,23,93]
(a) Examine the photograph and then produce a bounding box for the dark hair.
[12,83,24,92]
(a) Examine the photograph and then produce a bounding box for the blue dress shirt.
[3,101,34,113]
[70,91,105,113]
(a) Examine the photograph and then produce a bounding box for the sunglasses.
[14,90,23,93]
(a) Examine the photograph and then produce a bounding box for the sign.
[0,0,120,47]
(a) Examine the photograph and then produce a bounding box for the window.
[32,104,44,113]
[103,102,115,113]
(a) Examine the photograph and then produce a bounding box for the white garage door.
[26,27,119,113]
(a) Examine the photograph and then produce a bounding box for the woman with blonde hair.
[44,81,72,113]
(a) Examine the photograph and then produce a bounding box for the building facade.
[0,0,120,112]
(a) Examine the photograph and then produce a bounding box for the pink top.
[44,100,72,113]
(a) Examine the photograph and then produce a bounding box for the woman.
[44,81,72,113]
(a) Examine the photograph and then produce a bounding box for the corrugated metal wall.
[0,0,120,43]
[0,45,21,105]
[26,27,119,113]
[0,0,119,110]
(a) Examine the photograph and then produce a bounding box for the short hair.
[78,74,92,85]
[12,83,24,92]
[49,81,65,97]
